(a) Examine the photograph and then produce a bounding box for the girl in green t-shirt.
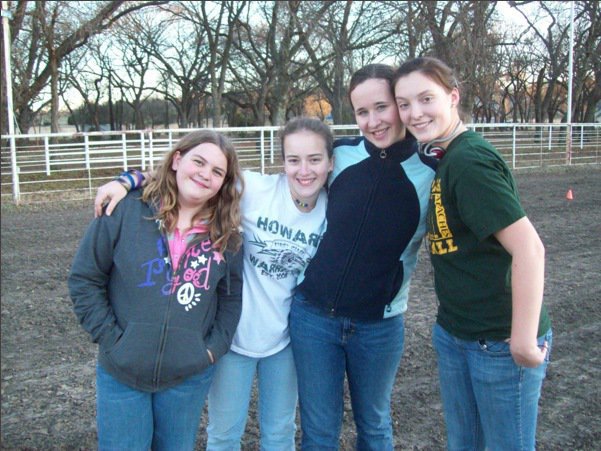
[393,56,551,451]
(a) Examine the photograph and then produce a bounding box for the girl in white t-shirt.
[94,117,334,450]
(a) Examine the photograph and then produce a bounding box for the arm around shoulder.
[94,169,151,217]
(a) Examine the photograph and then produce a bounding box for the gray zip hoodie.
[68,191,243,392]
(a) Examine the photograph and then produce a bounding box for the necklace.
[294,198,310,209]
[419,120,465,159]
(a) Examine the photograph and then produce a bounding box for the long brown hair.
[142,130,243,252]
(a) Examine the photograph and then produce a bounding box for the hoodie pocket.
[104,322,162,379]
[159,326,210,382]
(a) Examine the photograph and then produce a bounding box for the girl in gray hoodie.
[68,130,244,450]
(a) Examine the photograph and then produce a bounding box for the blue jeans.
[433,323,552,451]
[289,295,404,451]
[206,346,297,451]
[96,362,214,451]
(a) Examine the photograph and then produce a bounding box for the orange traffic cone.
[566,189,574,201]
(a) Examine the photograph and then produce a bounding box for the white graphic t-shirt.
[231,171,327,357]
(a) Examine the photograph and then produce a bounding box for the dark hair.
[278,117,334,160]
[348,64,396,109]
[393,57,460,94]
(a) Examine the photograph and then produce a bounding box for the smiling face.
[283,130,333,209]
[171,142,228,211]
[394,71,460,145]
[350,78,405,149]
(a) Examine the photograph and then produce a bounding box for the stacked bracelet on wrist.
[116,169,144,192]
[131,169,145,188]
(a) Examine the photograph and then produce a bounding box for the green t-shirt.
[427,131,551,340]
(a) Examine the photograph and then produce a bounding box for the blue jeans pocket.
[478,329,553,364]
[538,329,553,362]
[477,338,511,356]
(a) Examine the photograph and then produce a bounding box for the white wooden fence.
[1,123,600,203]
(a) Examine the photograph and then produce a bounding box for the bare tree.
[109,13,159,130]
[127,5,212,128]
[291,1,398,124]
[381,1,430,63]
[2,1,48,133]
[415,1,502,121]
[509,1,573,122]
[1,0,168,134]
[498,46,540,123]
[571,1,600,123]
[3,0,598,133]
[62,47,107,131]
[173,1,247,127]
[225,1,308,126]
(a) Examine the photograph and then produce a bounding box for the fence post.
[539,126,543,166]
[3,1,20,202]
[44,136,50,175]
[140,131,147,171]
[260,129,265,174]
[122,133,127,170]
[512,125,516,169]
[270,129,274,164]
[84,134,92,195]
[566,124,572,165]
[9,134,19,202]
[84,134,90,170]
[149,131,154,170]
[548,125,552,151]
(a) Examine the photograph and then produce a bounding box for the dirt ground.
[1,165,600,450]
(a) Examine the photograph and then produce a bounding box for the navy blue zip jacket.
[68,191,243,392]
[297,134,436,320]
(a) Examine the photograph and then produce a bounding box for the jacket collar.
[364,132,418,162]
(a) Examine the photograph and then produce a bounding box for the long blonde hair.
[142,130,243,252]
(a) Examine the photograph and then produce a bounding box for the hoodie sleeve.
[205,242,244,361]
[68,207,124,348]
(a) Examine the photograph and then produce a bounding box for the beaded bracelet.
[117,171,135,191]
[131,169,145,189]
[115,177,131,192]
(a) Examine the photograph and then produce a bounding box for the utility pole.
[566,1,574,165]
[1,0,20,202]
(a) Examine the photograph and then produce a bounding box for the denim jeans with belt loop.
[289,293,405,451]
[433,323,552,451]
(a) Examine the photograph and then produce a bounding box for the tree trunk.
[108,74,115,130]
[50,50,59,133]
[164,98,170,129]
[212,91,222,127]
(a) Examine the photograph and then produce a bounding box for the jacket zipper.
[152,233,213,388]
[153,233,173,389]
[330,151,386,315]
